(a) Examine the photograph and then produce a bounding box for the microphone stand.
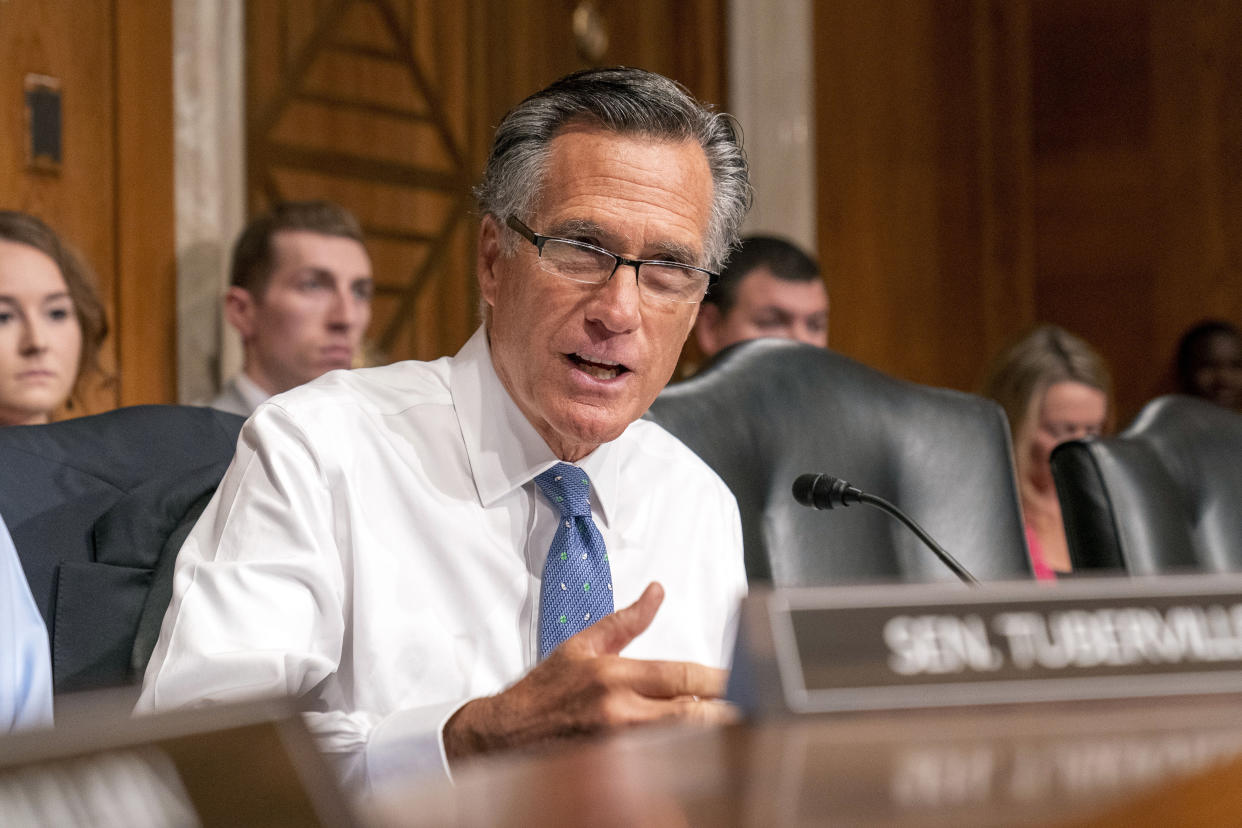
[855,490,978,585]
[793,473,979,586]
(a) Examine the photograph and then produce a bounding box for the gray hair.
[474,66,752,272]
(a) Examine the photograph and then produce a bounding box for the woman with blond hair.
[982,325,1112,579]
[0,210,108,426]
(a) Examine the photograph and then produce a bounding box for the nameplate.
[727,575,1242,716]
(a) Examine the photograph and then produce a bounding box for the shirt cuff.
[365,698,471,789]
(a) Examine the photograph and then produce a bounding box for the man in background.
[693,234,827,359]
[210,201,374,417]
[1175,319,1242,412]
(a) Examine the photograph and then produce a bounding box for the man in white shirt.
[139,67,753,789]
[209,200,374,417]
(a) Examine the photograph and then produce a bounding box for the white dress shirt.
[137,327,747,790]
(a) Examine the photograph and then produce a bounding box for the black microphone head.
[792,473,822,507]
[793,474,859,509]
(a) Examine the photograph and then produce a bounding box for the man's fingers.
[619,659,729,700]
[626,695,741,727]
[566,581,665,657]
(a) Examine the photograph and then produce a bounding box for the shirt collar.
[235,371,272,413]
[449,326,622,527]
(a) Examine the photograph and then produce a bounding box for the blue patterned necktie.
[534,462,614,660]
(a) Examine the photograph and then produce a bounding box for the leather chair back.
[647,339,1031,585]
[0,405,244,693]
[1051,395,1242,574]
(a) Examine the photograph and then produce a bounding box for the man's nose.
[791,327,816,346]
[586,263,643,334]
[327,287,364,329]
[793,325,827,348]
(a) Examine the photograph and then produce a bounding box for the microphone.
[792,473,979,585]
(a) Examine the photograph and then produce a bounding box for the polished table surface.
[368,694,1242,826]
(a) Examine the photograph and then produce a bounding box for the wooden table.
[369,695,1242,826]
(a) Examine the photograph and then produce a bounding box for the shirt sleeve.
[0,514,53,732]
[134,402,464,789]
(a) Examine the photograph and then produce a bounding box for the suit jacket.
[0,405,244,693]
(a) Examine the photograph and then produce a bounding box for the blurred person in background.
[693,234,827,359]
[0,210,108,427]
[211,200,374,417]
[1175,319,1242,412]
[983,325,1112,579]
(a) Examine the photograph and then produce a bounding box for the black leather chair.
[1050,395,1242,575]
[0,405,244,693]
[646,339,1031,585]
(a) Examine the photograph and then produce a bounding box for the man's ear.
[477,214,504,310]
[224,286,257,340]
[694,302,723,357]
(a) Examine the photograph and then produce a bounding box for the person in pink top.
[982,325,1112,579]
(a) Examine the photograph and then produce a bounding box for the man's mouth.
[568,352,630,381]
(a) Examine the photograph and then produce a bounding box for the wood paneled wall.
[247,0,479,365]
[1032,0,1242,421]
[10,2,1232,421]
[815,0,1242,423]
[0,0,175,413]
[113,0,177,407]
[815,0,1036,392]
[245,0,727,367]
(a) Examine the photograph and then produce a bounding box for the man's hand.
[443,582,735,763]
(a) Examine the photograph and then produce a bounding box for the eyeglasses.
[506,216,717,305]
